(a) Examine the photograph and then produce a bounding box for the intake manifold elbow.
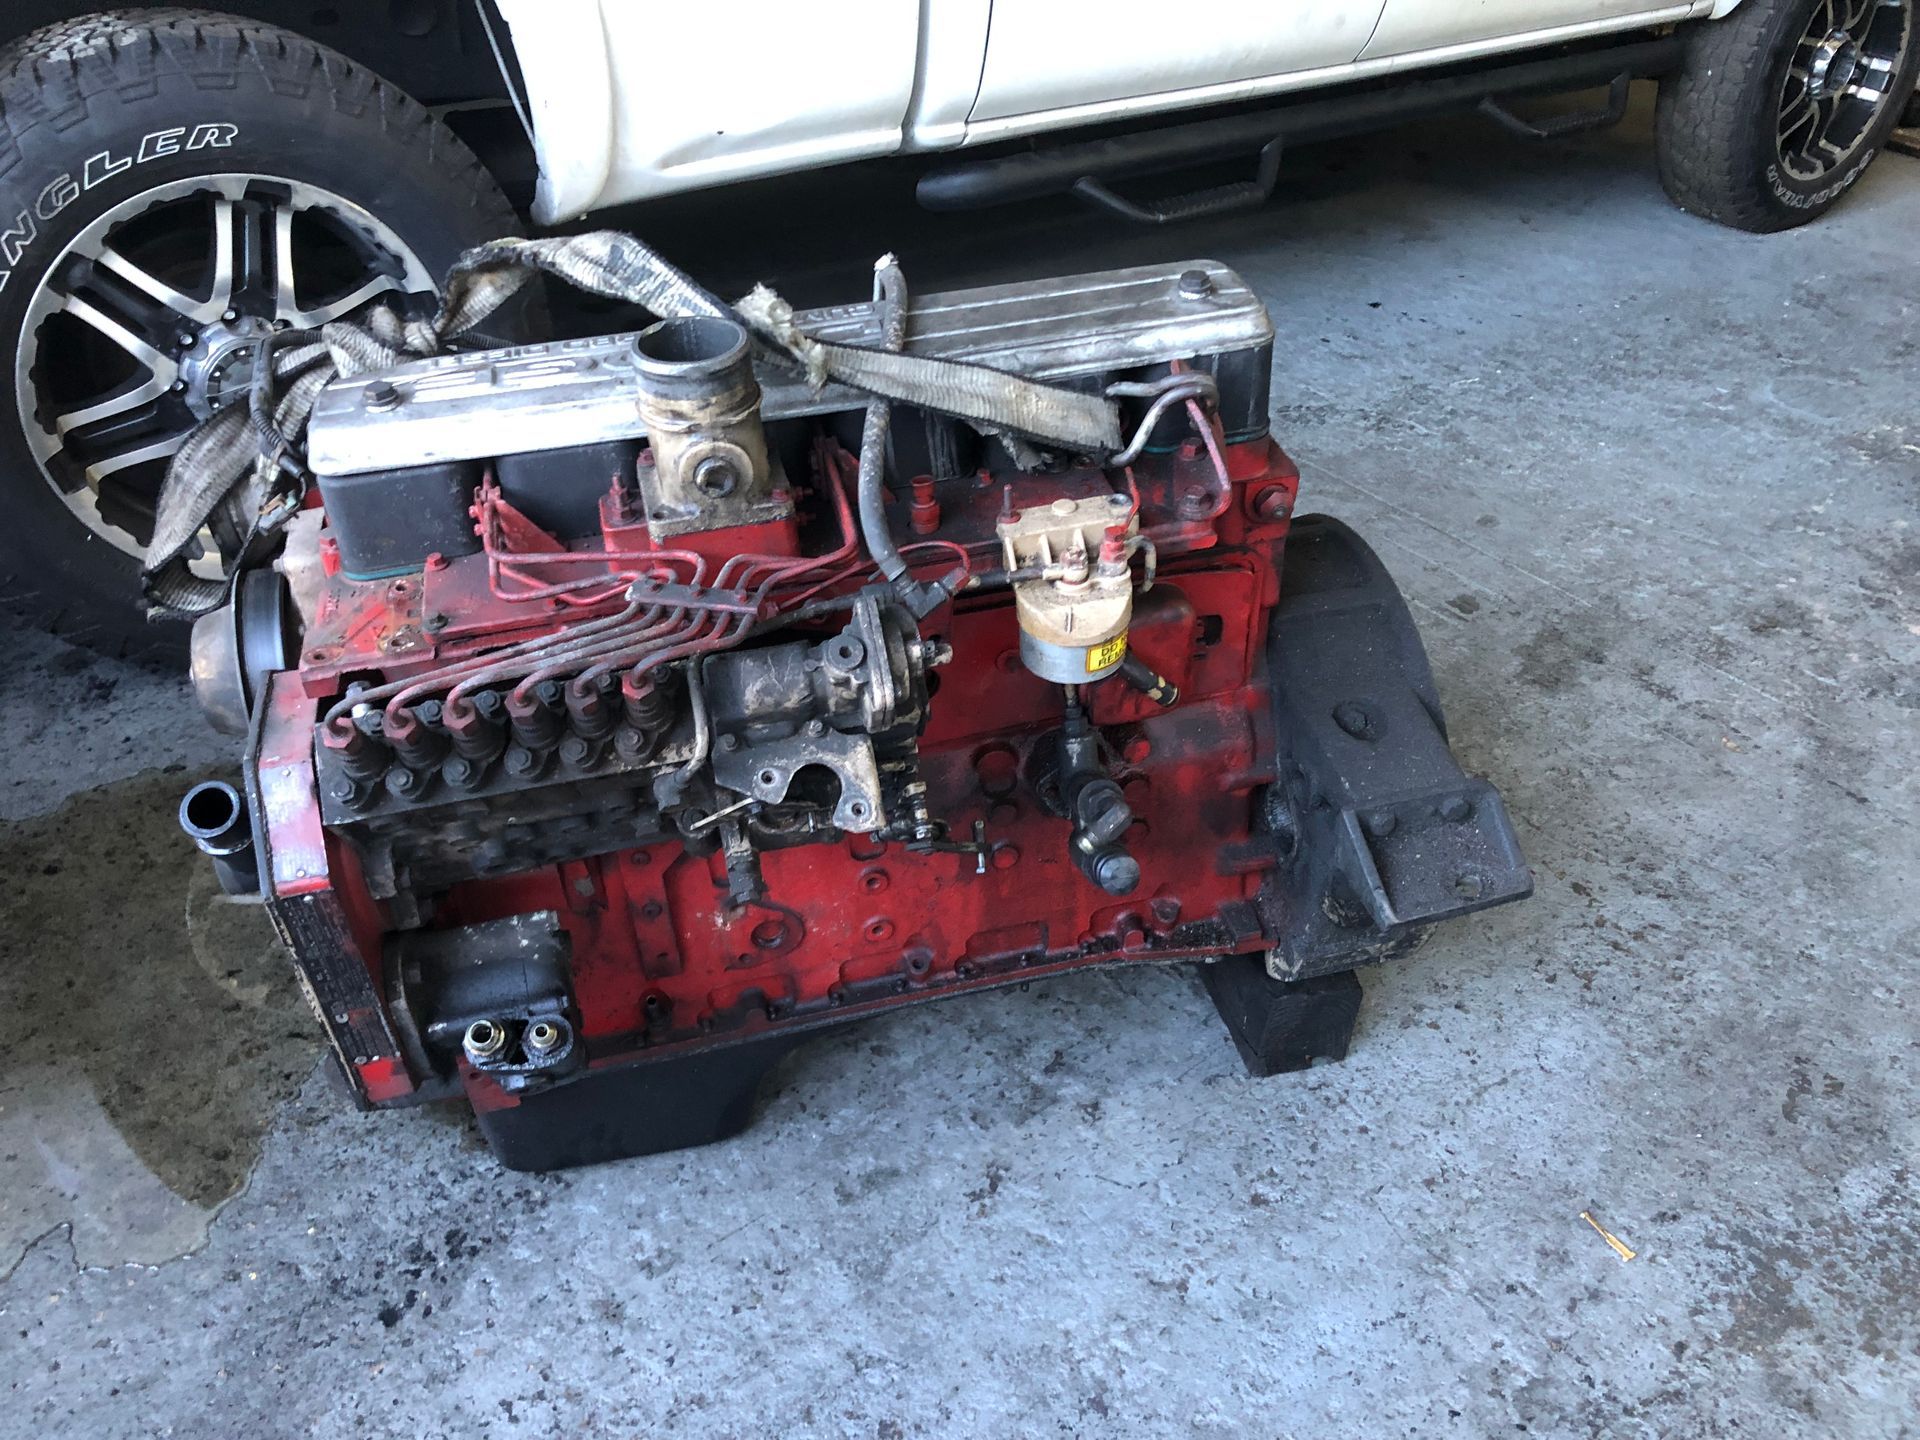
[631,315,772,523]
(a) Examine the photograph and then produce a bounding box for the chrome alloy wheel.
[17,175,434,576]
[1776,0,1915,181]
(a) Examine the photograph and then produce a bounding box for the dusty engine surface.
[182,259,1530,1170]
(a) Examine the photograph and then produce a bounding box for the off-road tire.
[0,9,522,662]
[1656,0,1920,232]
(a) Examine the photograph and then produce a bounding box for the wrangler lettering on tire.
[0,124,240,294]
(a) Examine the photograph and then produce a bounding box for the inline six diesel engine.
[180,257,1530,1170]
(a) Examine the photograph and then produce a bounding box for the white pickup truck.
[0,1,1913,654]
[498,0,1912,225]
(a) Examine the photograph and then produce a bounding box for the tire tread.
[1657,0,1920,232]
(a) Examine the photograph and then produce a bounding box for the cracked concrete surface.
[1,99,1916,1437]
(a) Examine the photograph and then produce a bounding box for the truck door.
[965,0,1391,132]
[501,0,935,215]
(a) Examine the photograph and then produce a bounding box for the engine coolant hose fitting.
[178,780,259,895]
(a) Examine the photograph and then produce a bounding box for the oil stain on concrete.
[0,768,314,1270]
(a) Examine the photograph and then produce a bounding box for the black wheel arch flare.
[0,0,514,108]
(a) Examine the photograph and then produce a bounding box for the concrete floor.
[2,100,1917,1438]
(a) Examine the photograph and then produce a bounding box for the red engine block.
[198,270,1528,1171]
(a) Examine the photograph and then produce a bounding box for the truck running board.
[1072,138,1285,225]
[1477,72,1634,140]
[917,36,1685,220]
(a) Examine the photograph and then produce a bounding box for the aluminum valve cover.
[305,261,1272,477]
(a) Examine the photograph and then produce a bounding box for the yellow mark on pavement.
[1580,1210,1636,1262]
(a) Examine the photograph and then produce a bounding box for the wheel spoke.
[1779,91,1820,147]
[273,201,299,323]
[65,267,197,351]
[272,200,402,326]
[1805,90,1829,138]
[83,430,186,485]
[42,373,187,499]
[1781,67,1812,119]
[47,416,217,569]
[56,377,173,436]
[286,272,402,328]
[72,404,175,457]
[207,196,238,315]
[233,197,270,307]
[60,294,180,379]
[95,243,226,327]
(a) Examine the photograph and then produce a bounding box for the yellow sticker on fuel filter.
[1086,634,1128,673]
